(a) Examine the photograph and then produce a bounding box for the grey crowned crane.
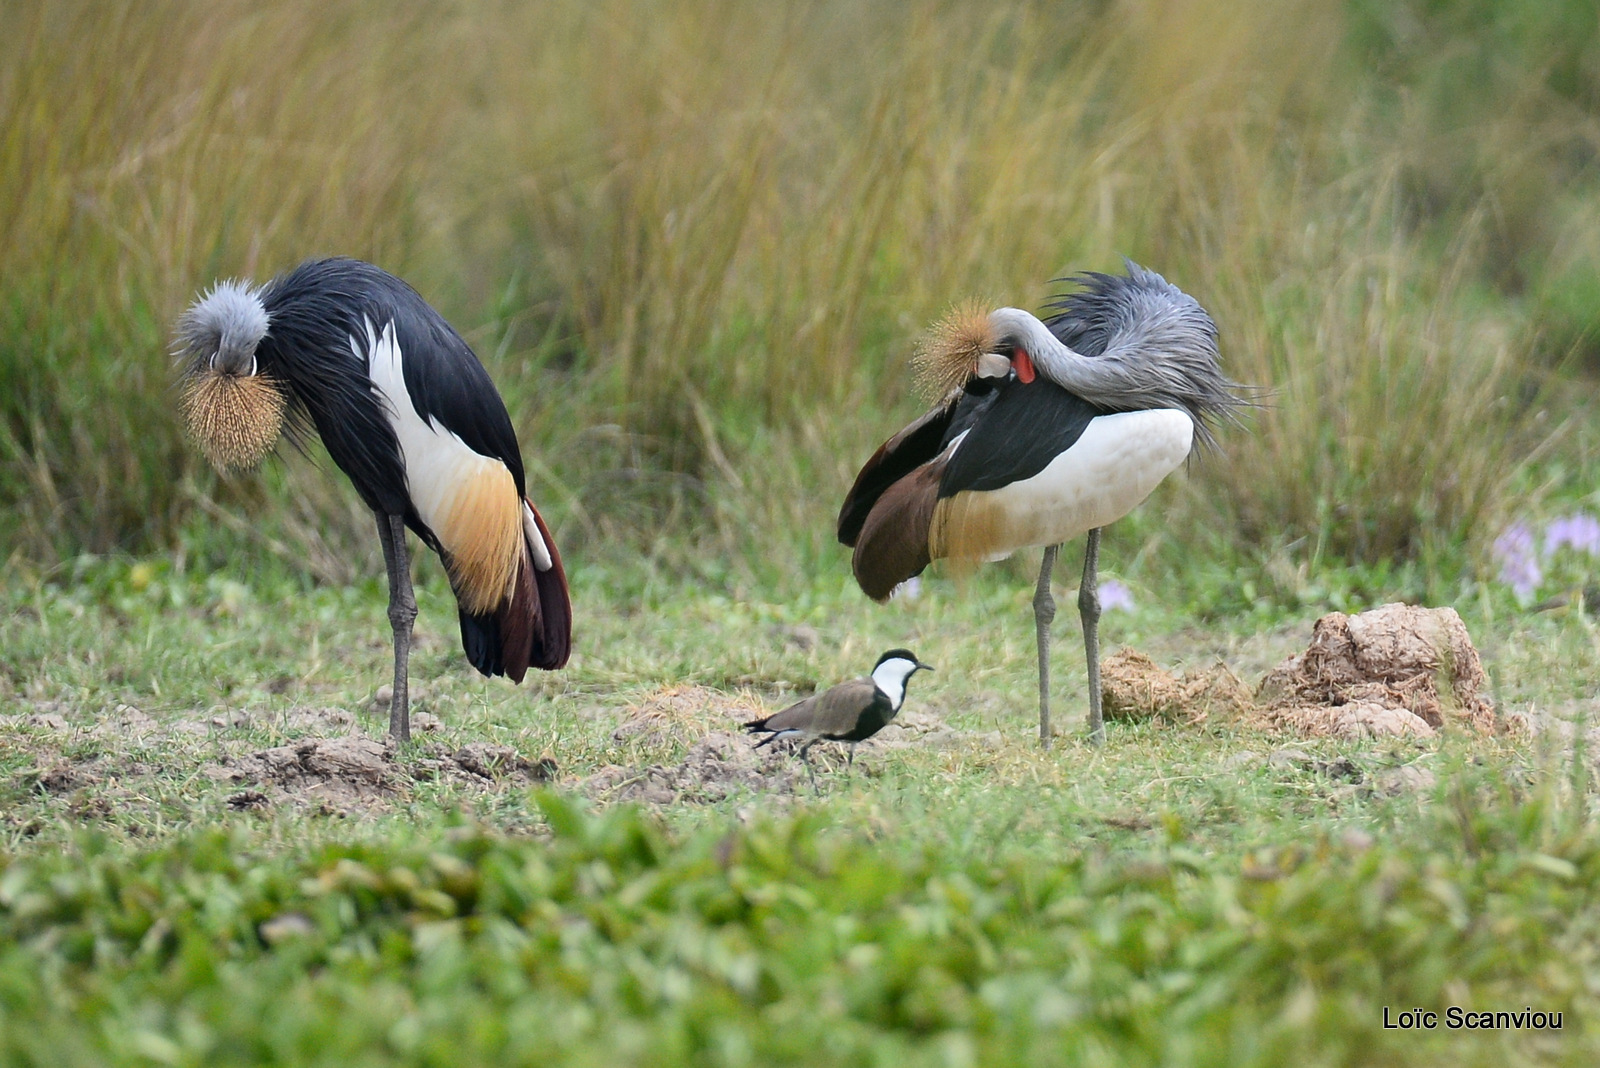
[743,649,932,785]
[837,263,1247,747]
[176,257,571,741]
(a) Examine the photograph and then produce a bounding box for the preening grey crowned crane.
[744,649,932,785]
[176,257,572,741]
[837,263,1247,747]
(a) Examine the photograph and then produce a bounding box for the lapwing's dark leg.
[375,512,417,742]
[798,740,819,791]
[1034,543,1060,749]
[847,743,857,770]
[1080,527,1105,746]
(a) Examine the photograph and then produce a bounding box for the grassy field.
[5,0,1600,1064]
[3,552,1600,1065]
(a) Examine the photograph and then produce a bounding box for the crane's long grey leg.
[1034,544,1060,749]
[1080,527,1105,746]
[375,513,416,743]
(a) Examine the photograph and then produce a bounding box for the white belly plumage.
[360,318,534,614]
[930,408,1193,563]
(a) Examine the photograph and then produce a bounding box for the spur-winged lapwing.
[837,263,1249,748]
[744,649,932,785]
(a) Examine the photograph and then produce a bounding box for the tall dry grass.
[2,0,1595,578]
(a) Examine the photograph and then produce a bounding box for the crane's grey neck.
[988,302,1244,448]
[176,279,270,376]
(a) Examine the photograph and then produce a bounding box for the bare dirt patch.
[8,703,558,821]
[586,731,816,804]
[608,684,767,749]
[213,735,560,815]
[584,685,980,806]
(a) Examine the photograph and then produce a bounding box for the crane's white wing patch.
[522,501,553,572]
[360,318,523,613]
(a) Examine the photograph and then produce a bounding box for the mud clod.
[1100,649,1252,725]
[452,743,557,782]
[1255,603,1495,738]
[234,736,395,809]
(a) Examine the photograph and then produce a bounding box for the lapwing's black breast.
[828,690,895,742]
[938,380,1106,498]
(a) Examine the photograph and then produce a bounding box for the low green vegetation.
[4,554,1600,1064]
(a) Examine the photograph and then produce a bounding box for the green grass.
[3,553,1600,1064]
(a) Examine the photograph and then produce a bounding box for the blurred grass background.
[3,0,1598,596]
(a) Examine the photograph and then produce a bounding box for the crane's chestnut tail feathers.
[852,461,941,601]
[1038,262,1253,448]
[837,401,956,547]
[522,498,572,671]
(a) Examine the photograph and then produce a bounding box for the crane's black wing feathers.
[836,400,958,547]
[938,379,1106,498]
[257,258,526,529]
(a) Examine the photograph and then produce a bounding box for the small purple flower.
[1544,513,1600,558]
[1493,523,1543,602]
[1099,578,1135,613]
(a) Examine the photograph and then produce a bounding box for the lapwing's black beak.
[918,662,934,673]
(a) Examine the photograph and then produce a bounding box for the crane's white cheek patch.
[363,319,524,614]
[931,409,1192,562]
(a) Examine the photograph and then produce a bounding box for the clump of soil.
[1100,650,1252,726]
[231,736,396,808]
[1253,603,1496,739]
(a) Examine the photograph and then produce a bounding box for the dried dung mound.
[1100,649,1253,725]
[1255,603,1496,739]
[610,685,767,749]
[584,730,813,804]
